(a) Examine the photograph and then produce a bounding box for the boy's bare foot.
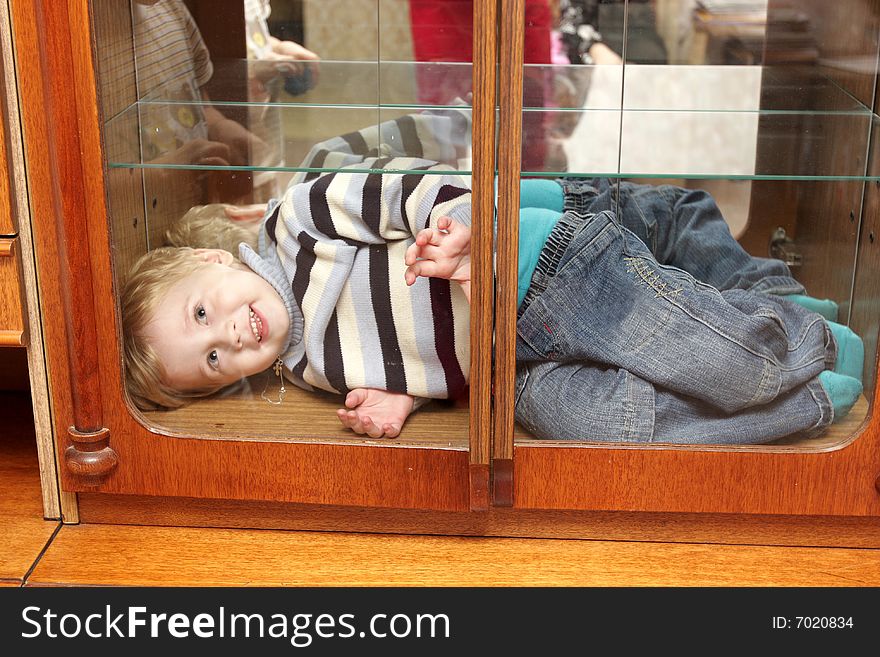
[336,388,415,439]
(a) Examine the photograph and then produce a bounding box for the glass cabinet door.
[16,0,495,511]
[496,0,880,515]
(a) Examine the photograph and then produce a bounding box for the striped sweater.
[241,153,472,400]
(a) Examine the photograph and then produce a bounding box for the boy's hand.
[336,388,415,439]
[154,138,231,167]
[205,113,269,166]
[404,216,471,300]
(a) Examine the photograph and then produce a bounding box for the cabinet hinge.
[769,227,802,267]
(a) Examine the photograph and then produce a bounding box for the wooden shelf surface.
[142,381,870,451]
[143,377,470,448]
[28,522,880,587]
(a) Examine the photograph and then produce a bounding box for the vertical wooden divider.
[469,0,499,510]
[0,19,15,237]
[11,0,118,483]
[491,0,524,507]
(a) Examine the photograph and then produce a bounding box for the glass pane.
[511,0,879,449]
[96,0,474,448]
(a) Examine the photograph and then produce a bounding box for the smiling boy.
[123,153,473,437]
[140,248,291,392]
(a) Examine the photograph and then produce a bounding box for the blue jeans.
[515,180,835,444]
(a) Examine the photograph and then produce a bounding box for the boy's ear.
[192,248,235,266]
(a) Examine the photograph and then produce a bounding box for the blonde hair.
[164,204,259,252]
[121,247,225,410]
[122,204,261,410]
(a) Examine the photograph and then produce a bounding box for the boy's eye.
[207,350,219,369]
[195,304,207,324]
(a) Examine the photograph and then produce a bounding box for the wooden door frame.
[11,0,499,512]
[491,0,880,516]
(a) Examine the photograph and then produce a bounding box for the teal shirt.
[517,208,561,308]
[515,179,566,308]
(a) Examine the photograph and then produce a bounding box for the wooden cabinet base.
[77,493,880,549]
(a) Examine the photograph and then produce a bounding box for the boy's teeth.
[249,307,262,342]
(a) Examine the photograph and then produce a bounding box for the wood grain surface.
[143,377,470,447]
[781,0,880,107]
[512,394,880,515]
[78,491,880,549]
[468,0,499,509]
[2,0,65,518]
[850,42,880,396]
[0,393,60,584]
[2,384,875,589]
[28,522,880,586]
[0,237,26,345]
[0,17,14,237]
[92,0,149,278]
[493,0,525,475]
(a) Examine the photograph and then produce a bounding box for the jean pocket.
[516,298,563,362]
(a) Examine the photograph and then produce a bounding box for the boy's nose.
[226,318,242,350]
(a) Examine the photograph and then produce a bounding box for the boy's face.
[143,251,291,393]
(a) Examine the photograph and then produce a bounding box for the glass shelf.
[131,61,868,113]
[105,102,474,175]
[105,62,879,181]
[526,109,877,179]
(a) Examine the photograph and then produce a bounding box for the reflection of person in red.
[409,0,554,171]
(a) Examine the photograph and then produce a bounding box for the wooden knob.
[65,426,118,481]
[65,446,119,478]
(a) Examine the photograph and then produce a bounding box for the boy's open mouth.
[249,306,266,343]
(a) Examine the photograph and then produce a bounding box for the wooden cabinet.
[0,48,14,238]
[0,12,26,347]
[11,0,494,514]
[0,238,26,346]
[8,0,880,539]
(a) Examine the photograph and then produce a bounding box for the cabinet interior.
[94,0,879,452]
